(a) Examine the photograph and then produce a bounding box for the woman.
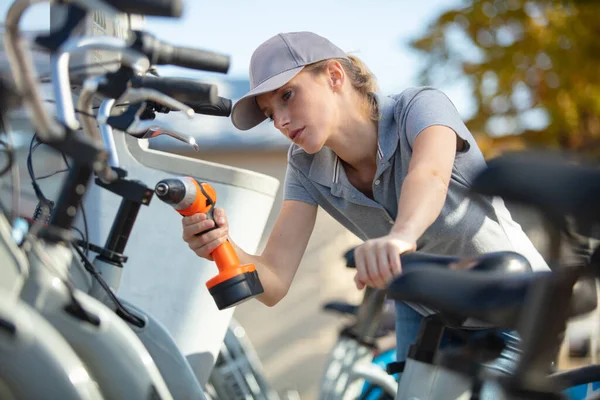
[180,31,548,369]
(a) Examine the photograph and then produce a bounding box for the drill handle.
[194,205,220,236]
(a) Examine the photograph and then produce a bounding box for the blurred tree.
[409,0,600,158]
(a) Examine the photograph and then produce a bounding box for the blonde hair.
[304,55,380,121]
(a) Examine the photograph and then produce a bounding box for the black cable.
[35,168,70,180]
[71,242,144,327]
[60,151,70,169]
[27,134,49,203]
[25,134,53,240]
[72,226,85,241]
[29,136,91,257]
[80,197,89,257]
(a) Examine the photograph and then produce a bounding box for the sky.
[141,0,474,116]
[0,0,472,108]
[0,0,478,148]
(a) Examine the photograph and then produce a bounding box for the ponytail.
[305,54,380,121]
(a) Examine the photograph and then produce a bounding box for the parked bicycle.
[2,0,600,399]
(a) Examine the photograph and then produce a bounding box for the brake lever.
[135,127,199,152]
[102,101,199,151]
[118,88,195,118]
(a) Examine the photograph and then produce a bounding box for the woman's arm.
[184,200,317,306]
[353,125,461,289]
[231,200,317,306]
[390,124,460,242]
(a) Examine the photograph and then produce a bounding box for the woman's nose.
[273,113,290,131]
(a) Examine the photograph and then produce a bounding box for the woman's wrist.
[389,225,418,250]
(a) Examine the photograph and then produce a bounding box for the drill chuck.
[155,182,169,197]
[154,179,187,206]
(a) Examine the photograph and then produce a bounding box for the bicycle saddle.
[471,152,600,224]
[387,252,597,330]
[343,250,533,327]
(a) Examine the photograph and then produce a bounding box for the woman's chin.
[299,143,323,155]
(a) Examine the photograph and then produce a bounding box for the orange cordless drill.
[154,176,264,310]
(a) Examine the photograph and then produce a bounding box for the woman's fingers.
[354,238,407,289]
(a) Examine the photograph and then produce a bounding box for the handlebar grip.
[344,248,356,268]
[344,248,414,269]
[189,97,232,117]
[131,31,230,73]
[131,75,218,105]
[103,0,182,17]
[168,46,230,73]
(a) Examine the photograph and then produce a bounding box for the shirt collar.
[306,92,398,189]
[373,92,399,163]
[308,146,340,190]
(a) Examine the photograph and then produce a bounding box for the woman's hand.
[353,233,417,290]
[181,207,229,261]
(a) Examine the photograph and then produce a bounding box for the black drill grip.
[104,0,182,18]
[194,182,219,236]
[130,75,218,105]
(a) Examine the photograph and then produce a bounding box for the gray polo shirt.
[283,87,548,272]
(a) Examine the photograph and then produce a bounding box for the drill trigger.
[197,182,218,227]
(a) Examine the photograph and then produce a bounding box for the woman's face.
[256,68,339,154]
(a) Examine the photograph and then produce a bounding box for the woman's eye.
[282,90,292,101]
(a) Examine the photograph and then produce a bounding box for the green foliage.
[410,0,600,157]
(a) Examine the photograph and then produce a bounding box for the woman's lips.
[290,127,304,142]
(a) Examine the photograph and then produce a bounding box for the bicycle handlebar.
[344,249,356,269]
[102,0,183,17]
[188,97,232,117]
[130,31,231,73]
[130,75,218,105]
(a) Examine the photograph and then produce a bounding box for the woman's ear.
[326,60,345,92]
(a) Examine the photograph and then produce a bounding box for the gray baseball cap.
[231,31,349,131]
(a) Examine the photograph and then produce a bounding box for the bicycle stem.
[98,99,120,168]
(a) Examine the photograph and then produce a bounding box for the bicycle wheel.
[318,335,379,400]
[356,347,397,400]
[556,365,600,399]
[208,319,280,400]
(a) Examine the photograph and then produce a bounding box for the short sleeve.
[403,88,473,153]
[283,164,318,205]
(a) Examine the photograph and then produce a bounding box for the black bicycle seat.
[471,152,600,224]
[400,251,532,274]
[387,269,597,331]
[387,266,547,330]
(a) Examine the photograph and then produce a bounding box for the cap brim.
[231,66,304,131]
